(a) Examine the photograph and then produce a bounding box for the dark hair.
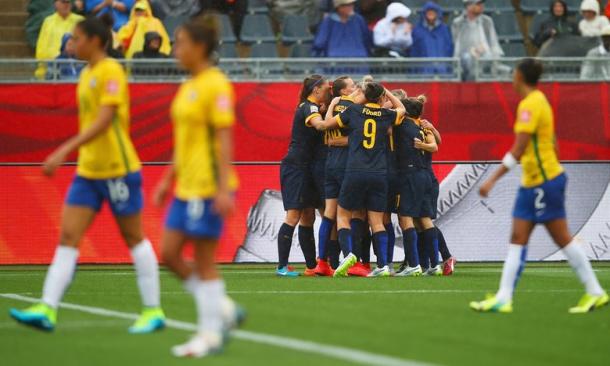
[76,17,111,50]
[517,58,543,86]
[332,76,350,97]
[180,14,219,58]
[299,74,325,103]
[402,95,427,118]
[364,82,385,103]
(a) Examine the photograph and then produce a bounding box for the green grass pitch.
[1,263,608,366]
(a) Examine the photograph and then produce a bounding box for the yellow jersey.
[76,58,141,179]
[171,67,239,200]
[514,90,563,188]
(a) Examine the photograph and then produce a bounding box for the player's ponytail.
[403,94,427,118]
[363,82,385,104]
[180,13,220,58]
[299,74,325,103]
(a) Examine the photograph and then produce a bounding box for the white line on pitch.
[0,293,434,366]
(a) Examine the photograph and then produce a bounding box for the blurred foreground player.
[152,15,245,357]
[9,17,165,334]
[470,59,608,313]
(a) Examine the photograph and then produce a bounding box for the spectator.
[198,0,247,38]
[35,0,84,79]
[452,0,503,80]
[150,0,201,19]
[117,0,171,58]
[72,0,86,15]
[359,0,390,28]
[533,1,579,48]
[51,33,83,80]
[373,2,412,57]
[86,0,135,31]
[132,31,169,58]
[269,0,323,32]
[411,1,453,58]
[579,0,610,37]
[99,12,125,58]
[312,0,372,57]
[580,25,610,79]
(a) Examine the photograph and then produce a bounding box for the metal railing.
[0,57,607,83]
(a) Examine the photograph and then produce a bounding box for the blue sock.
[417,232,429,270]
[423,228,440,267]
[402,228,419,267]
[385,223,395,264]
[338,228,352,257]
[372,231,388,267]
[317,216,334,260]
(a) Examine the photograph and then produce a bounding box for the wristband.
[502,152,518,170]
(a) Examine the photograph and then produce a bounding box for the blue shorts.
[280,162,318,210]
[513,173,567,223]
[386,169,399,214]
[310,159,326,208]
[65,171,143,216]
[428,170,439,219]
[339,171,387,212]
[398,169,435,218]
[165,198,223,239]
[324,167,345,199]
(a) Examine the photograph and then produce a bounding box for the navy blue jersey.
[387,127,398,173]
[325,96,353,169]
[395,118,428,170]
[282,98,323,165]
[337,103,400,173]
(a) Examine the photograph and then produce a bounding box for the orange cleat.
[348,262,371,277]
[314,259,334,277]
[443,257,457,276]
[303,267,317,277]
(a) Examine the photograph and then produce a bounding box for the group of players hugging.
[275,75,456,278]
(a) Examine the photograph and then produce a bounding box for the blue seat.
[491,13,522,42]
[484,0,514,13]
[248,0,269,14]
[281,14,313,45]
[520,0,547,14]
[218,14,237,44]
[240,14,276,44]
[436,0,464,15]
[502,42,526,57]
[163,15,188,42]
[250,42,279,58]
[218,43,238,58]
[289,43,312,57]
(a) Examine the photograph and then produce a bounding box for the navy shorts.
[398,169,435,218]
[324,167,345,200]
[513,173,567,223]
[339,171,387,212]
[428,170,439,219]
[386,170,399,214]
[310,159,326,208]
[65,171,143,216]
[165,198,223,239]
[280,162,317,210]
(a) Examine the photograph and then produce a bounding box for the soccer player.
[276,75,331,277]
[314,76,356,276]
[394,95,442,277]
[152,15,244,357]
[311,83,406,278]
[9,17,165,333]
[470,58,608,313]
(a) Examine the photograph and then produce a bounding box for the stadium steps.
[0,4,32,58]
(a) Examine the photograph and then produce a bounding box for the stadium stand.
[280,14,314,45]
[250,42,279,58]
[218,42,239,58]
[501,42,527,57]
[0,0,30,57]
[247,0,269,14]
[491,12,523,42]
[219,13,238,43]
[163,14,189,42]
[239,14,276,44]
[289,43,313,57]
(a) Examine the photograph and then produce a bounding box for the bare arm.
[384,88,406,119]
[213,127,236,217]
[112,1,128,13]
[42,105,116,176]
[414,130,438,153]
[479,133,530,197]
[310,97,341,130]
[421,119,442,145]
[328,136,348,147]
[91,0,113,14]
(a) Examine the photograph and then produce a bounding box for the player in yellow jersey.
[9,17,165,333]
[152,15,244,358]
[470,59,608,314]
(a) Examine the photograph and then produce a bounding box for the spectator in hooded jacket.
[533,1,579,48]
[312,0,372,57]
[50,33,83,80]
[579,0,610,37]
[411,1,453,58]
[373,2,413,57]
[117,0,171,58]
[580,25,610,80]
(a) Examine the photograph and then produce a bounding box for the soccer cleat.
[9,303,57,331]
[314,259,334,276]
[424,265,443,276]
[171,332,223,358]
[367,265,391,277]
[395,264,423,277]
[128,307,166,334]
[333,253,358,277]
[303,267,317,277]
[443,257,457,276]
[469,295,513,313]
[568,292,609,314]
[347,262,371,277]
[276,266,299,277]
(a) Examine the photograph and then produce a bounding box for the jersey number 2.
[363,119,377,149]
[534,188,546,210]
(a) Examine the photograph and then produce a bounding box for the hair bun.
[416,94,427,104]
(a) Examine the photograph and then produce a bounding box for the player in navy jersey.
[394,95,443,277]
[311,82,406,278]
[313,76,357,276]
[276,75,331,277]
